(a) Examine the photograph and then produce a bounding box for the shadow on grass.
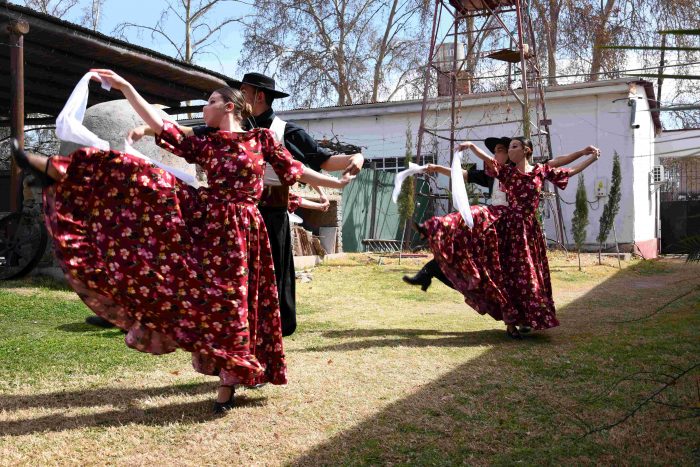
[288,260,699,465]
[55,322,124,335]
[0,381,267,436]
[0,275,69,291]
[302,328,551,352]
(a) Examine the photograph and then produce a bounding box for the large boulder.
[58,99,198,181]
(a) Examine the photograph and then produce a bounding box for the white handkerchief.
[392,162,429,203]
[124,139,198,187]
[451,151,474,228]
[55,72,111,151]
[56,72,199,186]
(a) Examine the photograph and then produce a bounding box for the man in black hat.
[212,73,363,337]
[402,136,511,292]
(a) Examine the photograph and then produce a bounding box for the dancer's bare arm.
[568,150,601,176]
[91,69,170,136]
[425,163,469,179]
[548,145,599,168]
[128,124,195,143]
[457,141,496,172]
[300,166,354,189]
[320,153,364,176]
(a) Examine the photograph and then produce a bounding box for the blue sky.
[12,0,252,79]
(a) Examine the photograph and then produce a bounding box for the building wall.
[629,85,659,257]
[280,79,658,250]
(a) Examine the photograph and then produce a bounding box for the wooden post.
[8,19,30,212]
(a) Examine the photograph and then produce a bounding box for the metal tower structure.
[415,0,568,247]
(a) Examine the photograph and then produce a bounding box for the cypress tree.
[572,174,589,271]
[597,152,622,264]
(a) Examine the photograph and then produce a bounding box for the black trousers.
[259,206,297,337]
[423,259,454,289]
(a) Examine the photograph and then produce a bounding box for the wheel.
[0,211,48,280]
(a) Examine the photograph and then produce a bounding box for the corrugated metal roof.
[0,2,237,117]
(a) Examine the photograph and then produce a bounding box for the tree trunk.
[371,0,399,103]
[546,0,561,85]
[589,0,616,81]
[578,248,582,271]
[185,0,192,63]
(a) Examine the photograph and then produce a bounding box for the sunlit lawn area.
[0,253,698,465]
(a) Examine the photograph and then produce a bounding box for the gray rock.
[58,100,198,181]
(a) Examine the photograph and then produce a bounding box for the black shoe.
[518,325,532,334]
[412,220,427,239]
[506,325,523,340]
[10,138,54,187]
[402,272,432,292]
[85,315,116,328]
[213,387,236,414]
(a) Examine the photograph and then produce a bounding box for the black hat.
[484,136,511,155]
[230,72,289,99]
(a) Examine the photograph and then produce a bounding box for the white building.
[280,78,662,258]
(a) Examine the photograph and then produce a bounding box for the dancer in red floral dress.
[418,137,600,338]
[487,137,599,334]
[11,69,352,412]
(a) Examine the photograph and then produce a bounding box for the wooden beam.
[8,19,29,212]
[0,116,55,127]
[164,104,204,115]
[599,45,700,52]
[15,42,190,106]
[625,73,700,80]
[0,88,65,115]
[659,29,700,35]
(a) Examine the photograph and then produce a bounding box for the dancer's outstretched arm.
[299,166,354,189]
[568,150,601,176]
[299,197,330,211]
[457,141,497,172]
[91,69,165,135]
[425,164,469,179]
[321,153,365,176]
[548,145,599,168]
[128,124,195,142]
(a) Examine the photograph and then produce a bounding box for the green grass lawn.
[0,253,698,465]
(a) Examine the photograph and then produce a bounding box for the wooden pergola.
[1,2,236,211]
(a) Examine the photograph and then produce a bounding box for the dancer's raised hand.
[338,172,356,187]
[458,141,475,151]
[90,69,131,92]
[343,153,364,176]
[128,125,149,143]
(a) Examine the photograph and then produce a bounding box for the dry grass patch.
[0,254,698,465]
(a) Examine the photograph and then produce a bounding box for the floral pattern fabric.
[487,160,571,330]
[423,204,518,323]
[43,121,302,386]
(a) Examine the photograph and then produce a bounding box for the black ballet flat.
[213,386,236,414]
[506,326,523,340]
[402,273,432,292]
[85,315,117,329]
[412,220,427,239]
[10,138,54,187]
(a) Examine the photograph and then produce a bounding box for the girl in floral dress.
[485,137,599,336]
[418,138,600,339]
[12,69,353,412]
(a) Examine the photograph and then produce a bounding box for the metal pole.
[369,162,378,240]
[414,0,442,165]
[448,9,459,213]
[8,20,30,213]
[514,0,531,138]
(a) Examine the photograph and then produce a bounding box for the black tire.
[0,211,49,280]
